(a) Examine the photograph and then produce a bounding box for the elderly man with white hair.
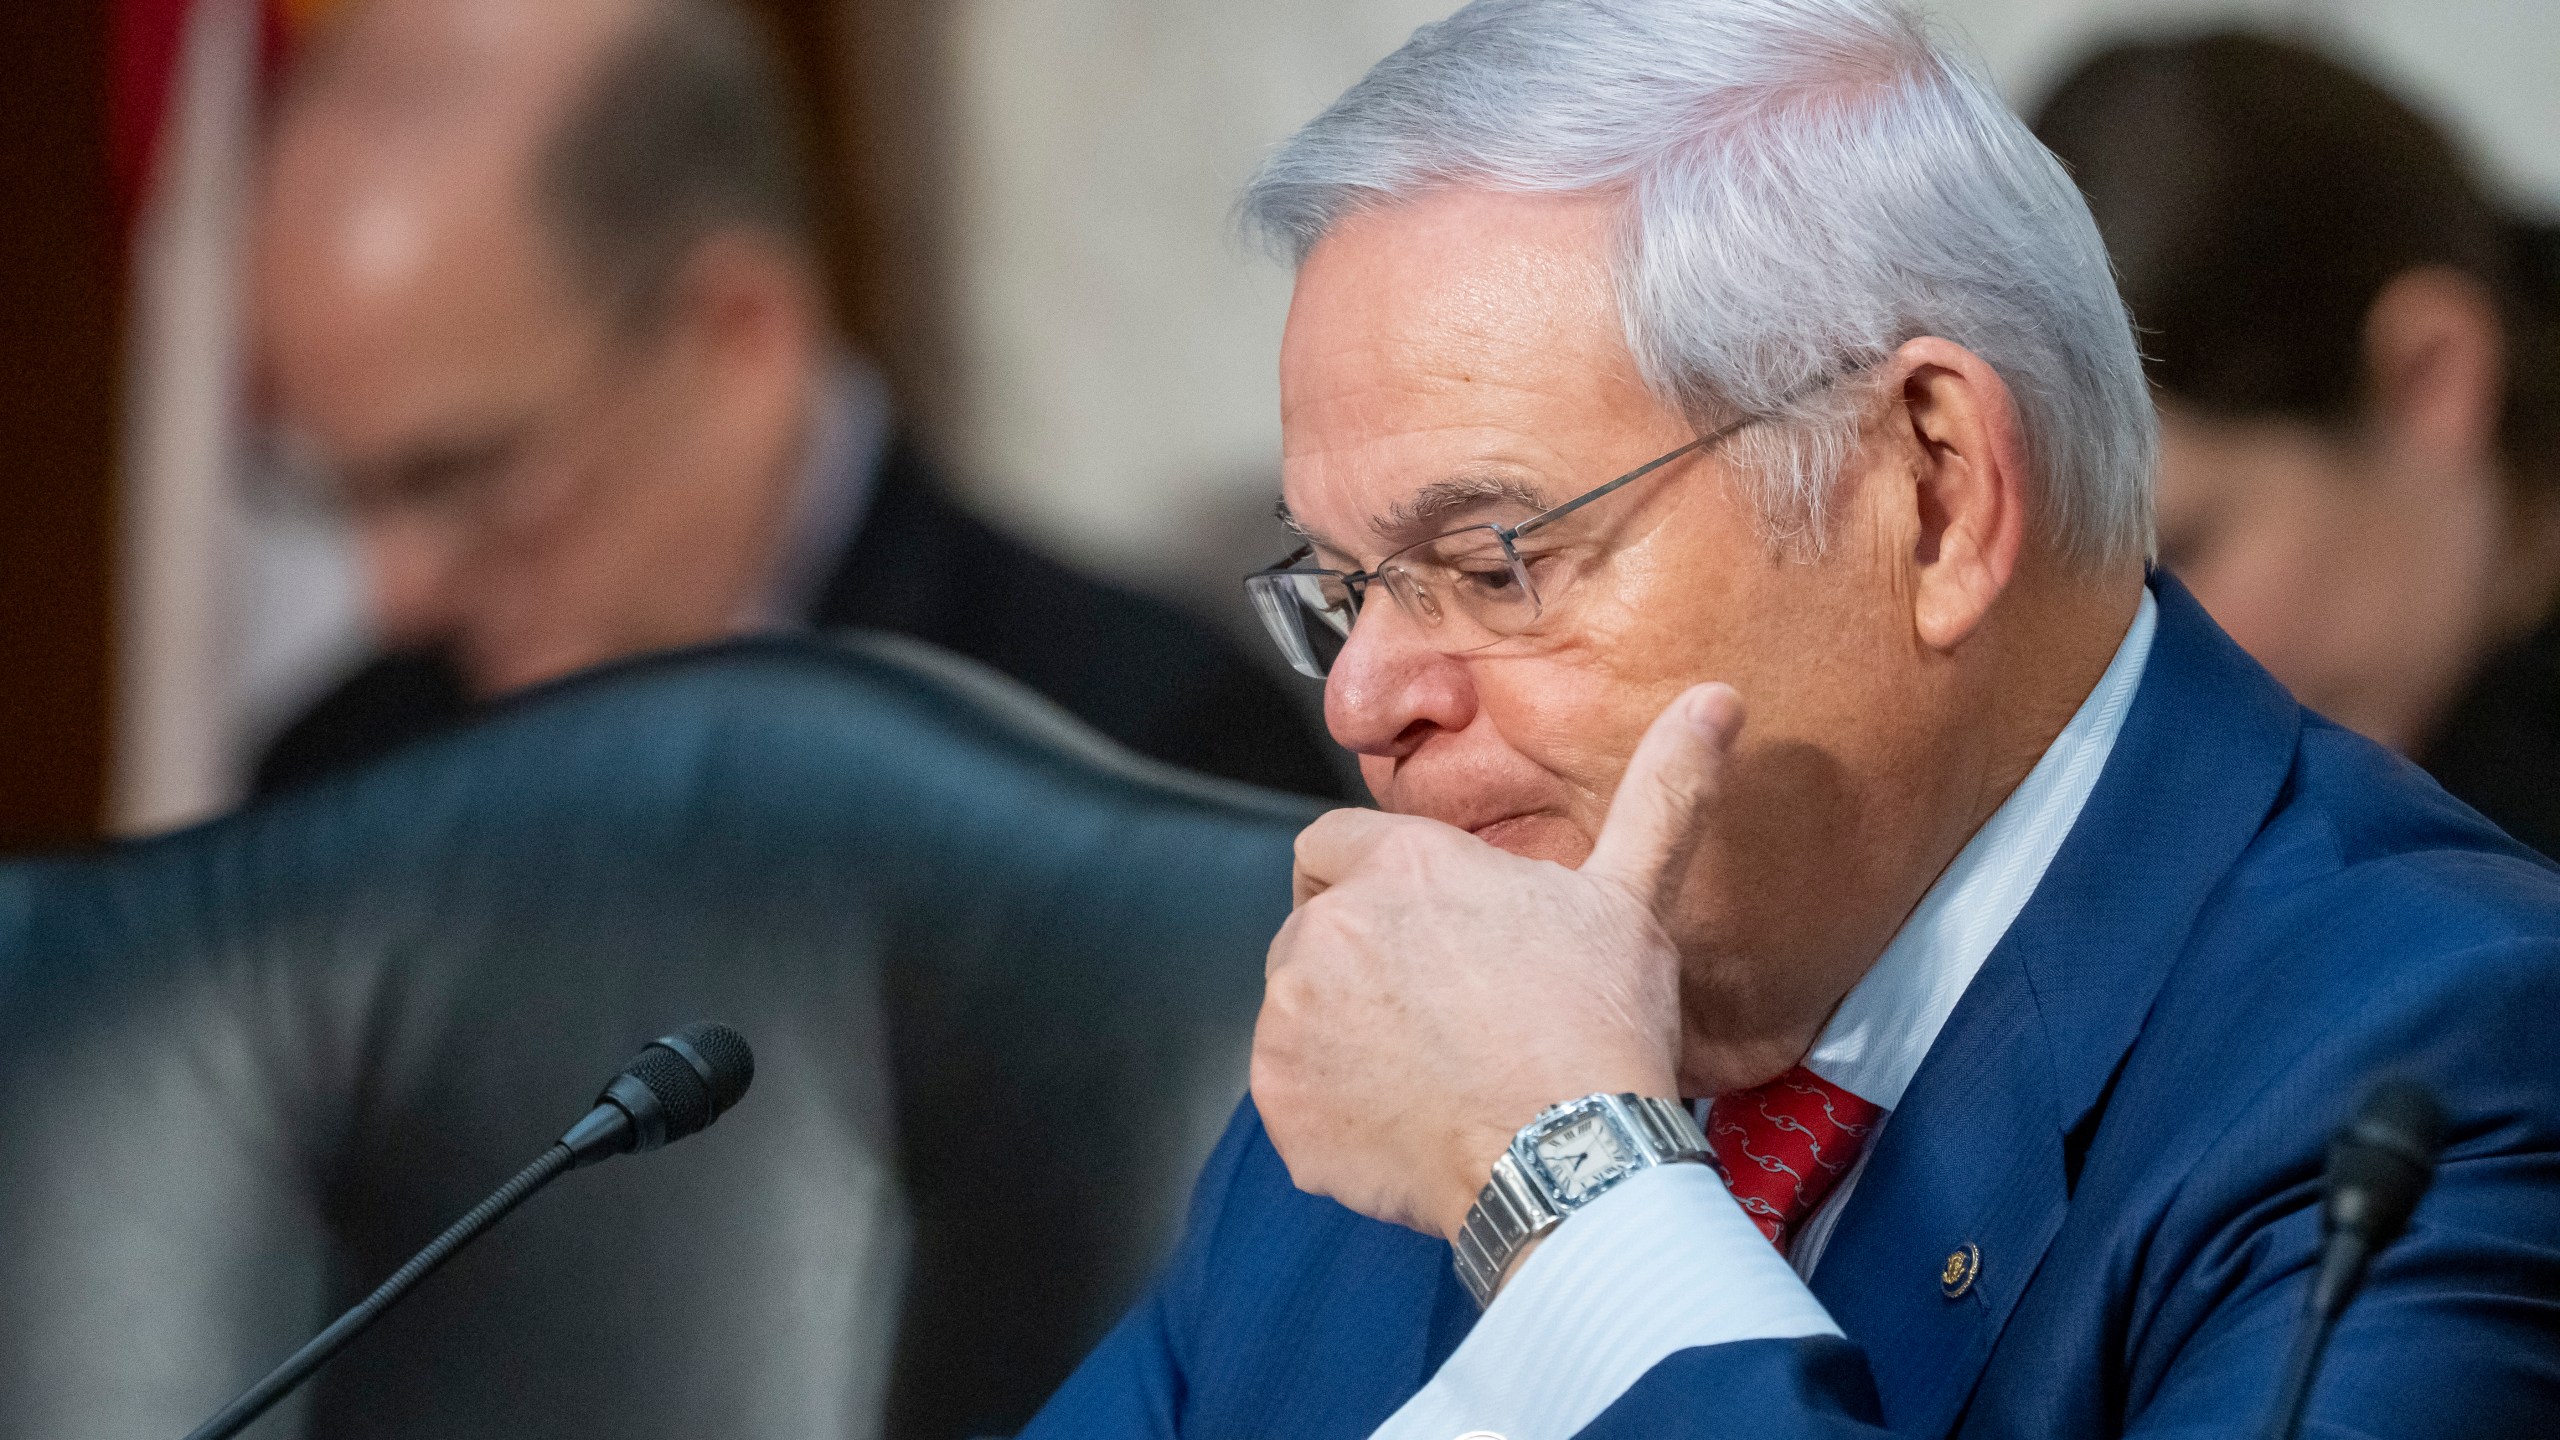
[1013,0,2560,1436]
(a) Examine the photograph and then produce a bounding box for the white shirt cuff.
[1369,1162,1841,1440]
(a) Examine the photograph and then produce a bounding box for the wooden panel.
[737,0,956,442]
[0,5,120,851]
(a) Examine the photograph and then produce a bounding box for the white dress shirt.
[1373,589,2159,1440]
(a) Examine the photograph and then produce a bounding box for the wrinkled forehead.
[1274,188,1663,558]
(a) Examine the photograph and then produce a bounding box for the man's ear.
[655,230,828,473]
[666,230,826,388]
[1886,336,2030,651]
[2364,266,2504,462]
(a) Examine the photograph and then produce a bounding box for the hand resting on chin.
[1250,682,1744,1247]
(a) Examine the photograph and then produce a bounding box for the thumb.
[1580,682,1744,912]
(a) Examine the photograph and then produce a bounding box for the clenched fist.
[1251,682,1745,1244]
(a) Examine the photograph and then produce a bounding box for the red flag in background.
[109,0,201,231]
[109,0,309,233]
[107,0,363,835]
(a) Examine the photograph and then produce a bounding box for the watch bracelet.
[1452,1094,1710,1307]
[1452,1150,1554,1306]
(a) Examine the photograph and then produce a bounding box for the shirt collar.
[741,351,894,631]
[1799,587,2159,1111]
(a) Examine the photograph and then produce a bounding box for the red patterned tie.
[1705,1066,1884,1250]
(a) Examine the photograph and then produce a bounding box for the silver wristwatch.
[1452,1092,1711,1307]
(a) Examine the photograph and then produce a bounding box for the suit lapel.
[813,432,969,640]
[1808,575,2303,1435]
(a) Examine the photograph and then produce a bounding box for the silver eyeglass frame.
[1238,364,1875,683]
[1242,425,1732,681]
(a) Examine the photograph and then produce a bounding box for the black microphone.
[560,1020,756,1164]
[2262,1077,2447,1440]
[181,1022,755,1440]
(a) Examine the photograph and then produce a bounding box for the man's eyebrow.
[1374,474,1549,544]
[1272,470,1552,560]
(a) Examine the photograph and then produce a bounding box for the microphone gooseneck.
[182,1023,756,1440]
[2262,1078,2447,1440]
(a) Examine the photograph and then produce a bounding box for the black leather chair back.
[0,634,1315,1440]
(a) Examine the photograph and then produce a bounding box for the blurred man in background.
[251,0,1348,800]
[2035,33,2560,854]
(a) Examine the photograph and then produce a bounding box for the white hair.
[1242,0,2156,566]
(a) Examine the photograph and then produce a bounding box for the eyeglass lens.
[1247,570,1355,680]
[1247,525,1543,679]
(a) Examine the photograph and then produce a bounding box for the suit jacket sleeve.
[1015,1104,1265,1440]
[2095,935,2560,1439]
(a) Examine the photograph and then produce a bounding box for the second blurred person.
[2036,32,2560,853]
[252,0,1347,800]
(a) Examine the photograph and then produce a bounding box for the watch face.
[1531,1108,1634,1205]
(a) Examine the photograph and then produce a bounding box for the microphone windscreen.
[2349,1079,2447,1162]
[625,1044,715,1141]
[669,1021,755,1118]
[2327,1078,2448,1245]
[564,1023,755,1162]
[613,1023,755,1146]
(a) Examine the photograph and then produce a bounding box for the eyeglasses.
[1243,409,1768,680]
[260,344,640,544]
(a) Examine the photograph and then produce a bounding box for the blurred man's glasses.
[257,348,639,541]
[1244,408,1771,680]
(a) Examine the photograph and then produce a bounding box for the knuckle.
[1299,889,1363,942]
[1290,835,1321,874]
[1262,954,1324,1015]
[1293,809,1350,861]
[1378,824,1446,878]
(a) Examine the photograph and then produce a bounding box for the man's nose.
[1322,602,1479,759]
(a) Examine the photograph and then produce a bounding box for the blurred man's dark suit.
[256,412,1347,802]
[2427,610,2560,860]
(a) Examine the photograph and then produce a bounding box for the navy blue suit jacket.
[1022,577,2560,1438]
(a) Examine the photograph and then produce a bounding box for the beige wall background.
[938,0,2560,606]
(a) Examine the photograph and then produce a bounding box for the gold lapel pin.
[1941,1241,1982,1300]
